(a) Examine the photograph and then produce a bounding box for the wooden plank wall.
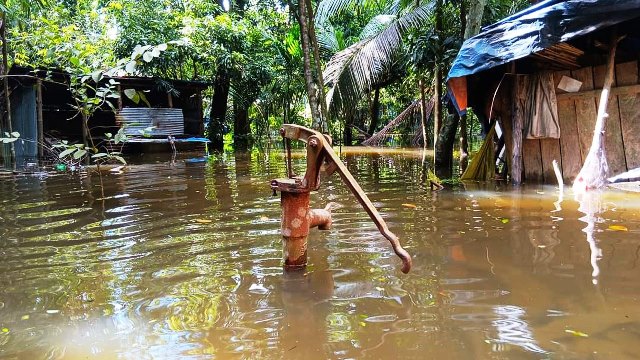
[521,61,639,183]
[616,62,640,170]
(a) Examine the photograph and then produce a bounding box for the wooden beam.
[557,84,640,100]
[116,84,123,111]
[511,68,524,184]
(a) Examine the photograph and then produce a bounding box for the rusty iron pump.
[270,124,412,274]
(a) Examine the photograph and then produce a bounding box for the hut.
[447,0,640,184]
[4,66,209,165]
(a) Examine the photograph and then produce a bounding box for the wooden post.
[573,31,619,192]
[167,92,173,108]
[36,79,44,159]
[196,90,204,135]
[511,63,523,184]
[116,84,123,111]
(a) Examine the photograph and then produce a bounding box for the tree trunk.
[464,0,487,40]
[435,112,460,179]
[459,0,466,39]
[344,112,353,146]
[432,0,443,151]
[368,87,380,134]
[304,0,328,132]
[458,0,486,174]
[208,73,230,151]
[233,103,250,150]
[419,79,428,148]
[432,67,441,150]
[459,114,468,173]
[297,0,322,131]
[2,13,15,166]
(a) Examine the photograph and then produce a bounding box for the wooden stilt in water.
[573,31,620,193]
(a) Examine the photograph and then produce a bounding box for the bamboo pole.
[573,32,619,193]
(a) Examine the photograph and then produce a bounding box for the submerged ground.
[1,148,639,359]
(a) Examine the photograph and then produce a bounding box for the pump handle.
[280,124,412,273]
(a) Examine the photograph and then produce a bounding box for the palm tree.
[317,0,434,120]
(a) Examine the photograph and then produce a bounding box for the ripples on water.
[1,148,640,359]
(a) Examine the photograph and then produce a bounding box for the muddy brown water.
[1,148,640,359]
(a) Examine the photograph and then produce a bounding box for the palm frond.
[323,39,367,87]
[317,22,340,56]
[359,15,396,40]
[315,0,359,25]
[323,2,434,115]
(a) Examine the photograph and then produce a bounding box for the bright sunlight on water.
[1,148,640,359]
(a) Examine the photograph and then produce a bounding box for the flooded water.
[1,147,640,359]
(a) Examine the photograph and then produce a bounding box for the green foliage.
[2,0,534,152]
[53,127,128,166]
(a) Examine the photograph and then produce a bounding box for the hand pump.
[271,124,412,273]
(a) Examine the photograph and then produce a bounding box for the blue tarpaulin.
[447,0,640,113]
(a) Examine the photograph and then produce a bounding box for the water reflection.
[490,305,547,354]
[575,191,605,284]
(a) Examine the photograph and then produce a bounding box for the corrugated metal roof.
[116,108,184,136]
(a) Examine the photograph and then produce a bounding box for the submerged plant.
[53,126,128,167]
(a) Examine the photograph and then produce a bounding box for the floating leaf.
[1,328,8,333]
[565,329,588,337]
[500,218,510,224]
[195,219,212,224]
[401,203,417,209]
[608,225,628,232]
[46,309,60,314]
[21,315,29,320]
